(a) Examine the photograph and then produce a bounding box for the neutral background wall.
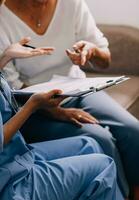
[86,0,139,29]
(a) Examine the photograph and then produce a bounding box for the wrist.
[90,46,99,59]
[24,97,40,113]
[0,52,12,68]
[44,106,65,119]
[46,106,63,115]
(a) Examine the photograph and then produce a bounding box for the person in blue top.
[0,38,124,200]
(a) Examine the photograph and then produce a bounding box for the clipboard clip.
[95,76,128,91]
[55,87,96,98]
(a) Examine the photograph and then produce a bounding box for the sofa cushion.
[106,76,139,109]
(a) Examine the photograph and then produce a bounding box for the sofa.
[85,25,139,119]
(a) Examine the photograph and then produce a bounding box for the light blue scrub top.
[0,76,38,198]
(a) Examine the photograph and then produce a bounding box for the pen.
[23,44,36,49]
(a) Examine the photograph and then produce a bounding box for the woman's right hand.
[4,37,54,60]
[0,37,54,69]
[29,89,65,111]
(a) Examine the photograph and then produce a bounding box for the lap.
[31,136,103,161]
[21,91,132,195]
[46,154,117,200]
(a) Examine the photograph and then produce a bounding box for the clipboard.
[12,76,129,100]
[54,76,129,97]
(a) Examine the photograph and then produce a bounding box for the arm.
[0,53,11,69]
[3,98,36,144]
[3,89,64,145]
[66,0,111,69]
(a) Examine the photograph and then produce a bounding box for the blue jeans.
[21,91,139,197]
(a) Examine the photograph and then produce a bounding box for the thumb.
[47,89,63,98]
[66,49,71,56]
[19,37,31,45]
[66,49,75,57]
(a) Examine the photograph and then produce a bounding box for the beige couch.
[85,25,139,119]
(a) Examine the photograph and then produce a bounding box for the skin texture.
[5,0,57,35]
[0,40,98,144]
[0,1,112,146]
[66,40,111,69]
[0,0,5,5]
[5,0,111,69]
[0,37,54,68]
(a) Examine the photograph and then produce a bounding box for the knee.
[82,125,116,157]
[89,154,117,177]
[78,136,103,154]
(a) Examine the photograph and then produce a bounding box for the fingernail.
[66,49,70,54]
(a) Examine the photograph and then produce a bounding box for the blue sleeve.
[0,112,4,153]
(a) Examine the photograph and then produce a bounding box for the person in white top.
[1,1,139,199]
[0,0,110,89]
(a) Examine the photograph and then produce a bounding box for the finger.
[66,50,81,65]
[77,109,99,123]
[75,113,95,124]
[81,50,88,65]
[28,51,44,57]
[71,118,83,128]
[73,42,85,52]
[44,51,54,55]
[66,49,79,58]
[30,49,52,56]
[47,89,63,98]
[31,49,53,55]
[83,113,99,124]
[72,60,82,65]
[79,116,97,124]
[50,97,66,106]
[66,49,74,57]
[19,37,31,45]
[69,55,82,65]
[36,47,55,51]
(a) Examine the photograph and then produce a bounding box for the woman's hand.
[3,89,65,145]
[47,107,99,128]
[4,37,54,60]
[66,41,96,66]
[66,40,111,68]
[0,37,54,69]
[29,89,65,111]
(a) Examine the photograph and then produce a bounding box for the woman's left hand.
[4,37,55,60]
[66,40,96,66]
[29,89,66,111]
[45,107,99,128]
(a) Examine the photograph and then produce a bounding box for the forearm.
[3,99,36,144]
[0,52,11,69]
[89,48,111,69]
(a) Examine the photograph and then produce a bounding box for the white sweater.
[0,0,109,89]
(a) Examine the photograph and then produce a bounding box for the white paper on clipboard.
[18,75,129,97]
